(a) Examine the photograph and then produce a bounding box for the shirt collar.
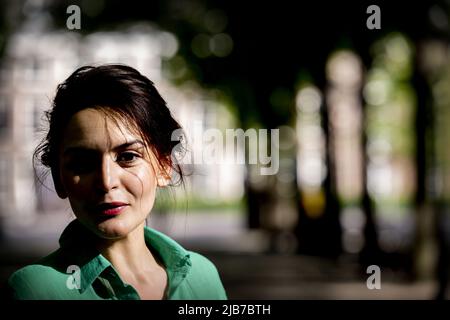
[142,227,192,297]
[59,219,191,295]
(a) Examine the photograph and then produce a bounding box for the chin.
[95,219,133,240]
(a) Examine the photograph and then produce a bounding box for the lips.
[94,202,129,216]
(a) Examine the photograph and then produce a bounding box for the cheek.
[60,174,88,215]
[128,167,157,200]
[60,173,84,197]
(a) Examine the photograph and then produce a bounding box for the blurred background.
[0,0,450,299]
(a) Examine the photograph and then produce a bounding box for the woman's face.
[58,108,160,240]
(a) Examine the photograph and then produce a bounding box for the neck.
[96,222,160,279]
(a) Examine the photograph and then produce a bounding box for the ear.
[51,166,68,199]
[157,166,172,187]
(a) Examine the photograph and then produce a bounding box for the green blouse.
[7,219,227,300]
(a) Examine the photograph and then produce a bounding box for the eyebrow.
[63,140,146,156]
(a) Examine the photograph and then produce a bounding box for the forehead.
[61,108,140,150]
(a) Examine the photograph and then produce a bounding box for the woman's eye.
[117,152,139,163]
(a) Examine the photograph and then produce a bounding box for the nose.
[94,155,120,193]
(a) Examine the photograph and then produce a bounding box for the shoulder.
[7,250,69,300]
[188,251,220,274]
[144,227,228,299]
[183,251,228,300]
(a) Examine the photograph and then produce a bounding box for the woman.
[7,64,227,300]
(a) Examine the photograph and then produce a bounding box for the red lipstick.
[96,202,129,216]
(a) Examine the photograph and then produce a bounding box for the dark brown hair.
[34,64,185,190]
